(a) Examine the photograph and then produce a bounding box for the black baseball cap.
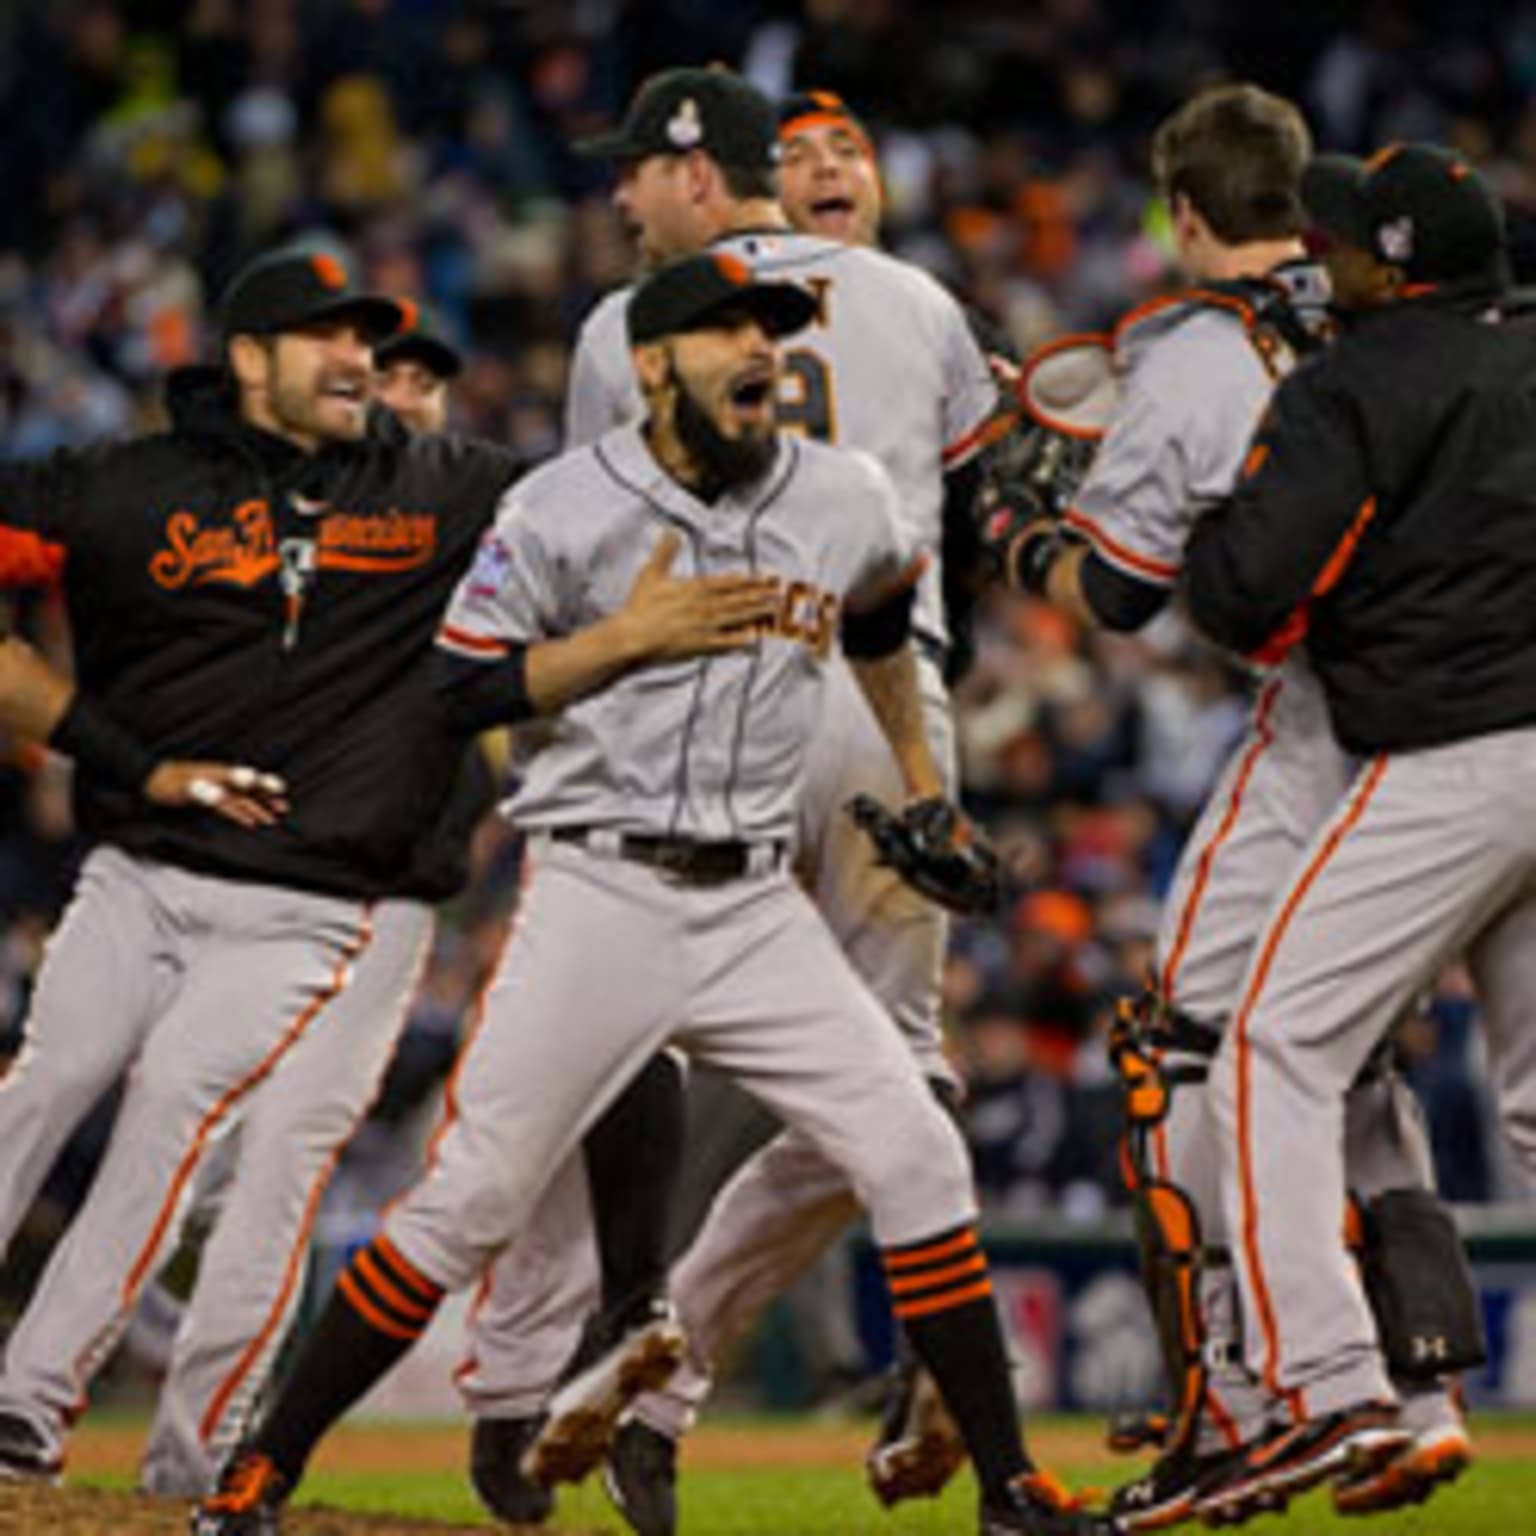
[375,301,463,378]
[628,252,818,345]
[219,246,405,343]
[1301,144,1506,283]
[778,89,876,159]
[576,67,778,170]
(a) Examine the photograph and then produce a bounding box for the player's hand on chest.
[576,517,840,660]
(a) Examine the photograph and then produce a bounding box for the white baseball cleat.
[521,1301,686,1489]
[866,1362,967,1506]
[1332,1420,1473,1516]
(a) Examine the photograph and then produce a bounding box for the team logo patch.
[310,253,347,290]
[666,97,704,149]
[467,532,513,598]
[1377,215,1414,264]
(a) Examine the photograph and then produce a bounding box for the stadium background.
[3,0,1536,1445]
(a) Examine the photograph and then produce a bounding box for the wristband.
[1012,524,1062,597]
[50,693,159,792]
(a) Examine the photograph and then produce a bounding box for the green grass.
[293,1459,1536,1534]
[75,1415,1536,1533]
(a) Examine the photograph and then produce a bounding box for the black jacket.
[1185,283,1536,756]
[0,369,516,899]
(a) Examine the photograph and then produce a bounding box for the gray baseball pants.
[1147,660,1450,1449]
[385,835,976,1296]
[0,846,428,1471]
[460,654,956,1420]
[1212,727,1536,1417]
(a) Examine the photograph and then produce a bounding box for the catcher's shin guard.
[1352,1187,1486,1381]
[1110,992,1222,1460]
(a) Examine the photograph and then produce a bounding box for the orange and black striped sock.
[882,1223,1028,1502]
[254,1234,444,1482]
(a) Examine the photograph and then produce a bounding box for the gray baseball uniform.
[460,229,996,1424]
[1061,273,1448,1452]
[385,426,979,1301]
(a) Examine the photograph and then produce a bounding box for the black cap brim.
[232,294,405,344]
[376,333,463,378]
[306,295,407,343]
[648,283,817,344]
[736,284,819,339]
[1301,155,1374,249]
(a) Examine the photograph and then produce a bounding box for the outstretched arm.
[0,636,286,827]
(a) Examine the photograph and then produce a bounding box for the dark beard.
[672,369,777,501]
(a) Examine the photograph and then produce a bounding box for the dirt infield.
[0,1482,502,1536]
[64,1417,1115,1479]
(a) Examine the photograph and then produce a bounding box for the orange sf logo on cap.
[713,253,752,285]
[310,254,347,290]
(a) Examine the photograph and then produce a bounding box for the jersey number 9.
[778,349,837,443]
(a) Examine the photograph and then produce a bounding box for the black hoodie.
[0,368,518,899]
[1186,282,1536,755]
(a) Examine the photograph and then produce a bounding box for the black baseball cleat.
[980,1469,1122,1534]
[1194,1401,1409,1525]
[0,1410,62,1484]
[603,1418,678,1536]
[865,1360,967,1506]
[189,1448,289,1535]
[469,1414,555,1524]
[1108,1441,1246,1531]
[521,1297,685,1488]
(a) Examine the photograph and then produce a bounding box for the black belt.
[550,827,786,885]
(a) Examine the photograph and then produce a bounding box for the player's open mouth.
[730,374,774,415]
[320,379,367,404]
[811,196,855,218]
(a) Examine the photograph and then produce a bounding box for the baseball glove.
[846,794,1004,916]
[982,333,1119,524]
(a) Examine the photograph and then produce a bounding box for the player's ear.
[686,149,719,205]
[632,341,671,394]
[1169,191,1205,245]
[226,333,271,394]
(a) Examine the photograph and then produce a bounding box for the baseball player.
[373,309,463,434]
[195,252,1108,1536]
[0,245,520,1489]
[458,71,1002,1528]
[985,87,1470,1528]
[1182,141,1523,1517]
[775,88,883,247]
[132,307,500,1499]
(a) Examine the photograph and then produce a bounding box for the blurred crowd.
[2,0,1529,1274]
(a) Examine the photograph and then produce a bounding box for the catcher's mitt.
[981,333,1119,521]
[846,794,1003,916]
